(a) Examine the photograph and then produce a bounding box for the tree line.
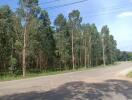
[0,0,126,77]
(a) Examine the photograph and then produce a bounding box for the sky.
[0,0,132,51]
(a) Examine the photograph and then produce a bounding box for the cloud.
[117,12,132,18]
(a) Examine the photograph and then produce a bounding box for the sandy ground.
[0,61,132,100]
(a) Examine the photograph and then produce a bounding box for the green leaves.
[0,5,15,71]
[101,25,117,64]
[0,2,120,75]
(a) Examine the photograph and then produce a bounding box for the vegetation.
[127,71,132,78]
[0,63,117,81]
[116,50,132,61]
[0,0,127,78]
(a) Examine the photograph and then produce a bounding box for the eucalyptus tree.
[101,25,109,66]
[101,25,117,65]
[0,5,15,73]
[10,12,23,74]
[54,14,67,69]
[82,23,96,67]
[107,35,117,64]
[17,0,40,77]
[38,10,56,70]
[68,10,82,69]
[81,23,90,68]
[0,4,121,75]
[90,24,103,66]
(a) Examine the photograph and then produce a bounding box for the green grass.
[127,71,132,78]
[0,62,119,82]
[0,70,76,81]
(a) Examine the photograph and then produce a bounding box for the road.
[0,62,132,100]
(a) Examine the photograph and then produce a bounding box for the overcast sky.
[0,0,132,51]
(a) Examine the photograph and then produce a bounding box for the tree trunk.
[11,38,14,74]
[22,24,26,77]
[89,36,91,67]
[87,54,89,67]
[22,10,28,77]
[102,37,106,66]
[84,36,87,68]
[39,53,42,71]
[72,29,75,70]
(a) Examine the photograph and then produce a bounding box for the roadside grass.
[0,62,119,82]
[127,71,132,78]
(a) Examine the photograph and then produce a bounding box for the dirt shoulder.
[0,61,132,97]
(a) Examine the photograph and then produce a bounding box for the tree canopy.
[0,1,126,76]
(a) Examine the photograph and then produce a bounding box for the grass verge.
[127,71,132,78]
[0,62,119,82]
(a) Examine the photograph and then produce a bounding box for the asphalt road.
[0,62,132,100]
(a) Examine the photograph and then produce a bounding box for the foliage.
[0,1,123,76]
[117,51,132,61]
[127,71,132,78]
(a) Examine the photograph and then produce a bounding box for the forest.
[0,0,131,77]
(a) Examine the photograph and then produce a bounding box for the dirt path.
[0,62,132,100]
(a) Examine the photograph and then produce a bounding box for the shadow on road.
[0,79,132,100]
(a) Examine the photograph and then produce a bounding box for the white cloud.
[117,12,132,18]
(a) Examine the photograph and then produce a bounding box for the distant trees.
[0,0,123,76]
[117,50,132,61]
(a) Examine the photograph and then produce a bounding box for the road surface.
[0,62,132,100]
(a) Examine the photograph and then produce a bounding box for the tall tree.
[68,10,82,69]
[101,25,117,65]
[54,13,70,69]
[0,5,121,76]
[81,23,90,68]
[38,10,56,70]
[101,25,109,66]
[90,24,101,66]
[0,5,15,73]
[17,0,39,77]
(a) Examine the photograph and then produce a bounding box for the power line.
[44,0,89,10]
[82,7,132,21]
[41,0,129,10]
[53,3,130,18]
[39,0,60,5]
[7,0,132,22]
[49,5,132,19]
[10,0,130,12]
[17,4,132,18]
[11,0,88,10]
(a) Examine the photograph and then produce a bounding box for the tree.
[90,24,102,66]
[0,5,15,74]
[68,10,82,69]
[17,0,39,77]
[54,13,69,70]
[101,25,117,65]
[0,4,121,76]
[38,10,56,70]
[81,23,91,68]
[101,25,109,66]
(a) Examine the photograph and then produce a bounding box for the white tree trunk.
[102,37,106,66]
[72,29,75,70]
